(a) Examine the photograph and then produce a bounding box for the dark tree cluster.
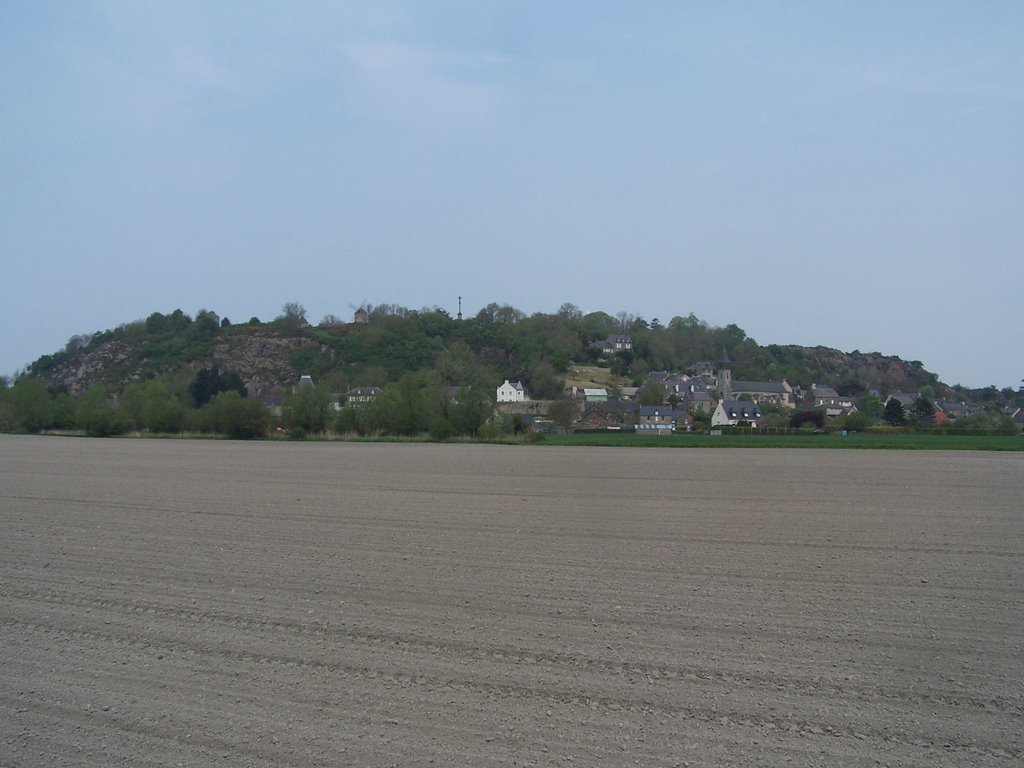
[188,367,247,407]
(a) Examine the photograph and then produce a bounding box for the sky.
[2,2,1021,389]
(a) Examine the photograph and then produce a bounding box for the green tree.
[428,416,454,441]
[638,380,667,406]
[285,383,330,435]
[145,312,169,334]
[77,386,127,437]
[52,392,77,429]
[883,398,906,426]
[7,378,54,432]
[857,394,885,420]
[842,410,870,431]
[446,386,494,437]
[790,410,825,430]
[723,323,747,343]
[547,395,578,431]
[189,367,246,407]
[193,309,220,335]
[210,390,269,439]
[909,396,936,427]
[335,406,363,435]
[137,380,187,433]
[528,360,564,401]
[367,373,441,436]
[167,308,192,331]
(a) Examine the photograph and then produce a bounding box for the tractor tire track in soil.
[2,436,1022,766]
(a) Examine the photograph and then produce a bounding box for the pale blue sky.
[2,2,1021,388]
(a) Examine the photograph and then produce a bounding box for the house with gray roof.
[497,379,527,402]
[934,400,984,420]
[345,386,383,404]
[683,390,714,413]
[635,406,692,433]
[885,392,920,409]
[711,400,764,427]
[635,405,674,432]
[592,334,633,356]
[811,384,855,410]
[730,379,795,408]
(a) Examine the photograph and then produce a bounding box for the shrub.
[429,417,454,441]
[790,410,825,430]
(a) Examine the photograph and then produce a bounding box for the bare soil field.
[1,435,1021,767]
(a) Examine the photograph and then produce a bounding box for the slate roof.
[637,405,673,418]
[346,386,383,397]
[731,380,790,395]
[887,392,920,407]
[719,400,763,419]
[935,400,981,418]
[811,383,841,398]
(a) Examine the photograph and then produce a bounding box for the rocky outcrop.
[208,334,328,396]
[784,346,947,396]
[39,339,172,396]
[37,331,329,397]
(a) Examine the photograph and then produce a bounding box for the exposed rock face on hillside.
[208,334,328,396]
[784,346,946,396]
[38,332,328,397]
[41,340,143,396]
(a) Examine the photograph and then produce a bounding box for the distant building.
[810,384,855,411]
[731,379,795,408]
[591,334,633,356]
[711,400,763,428]
[683,391,714,413]
[497,379,527,402]
[345,386,383,404]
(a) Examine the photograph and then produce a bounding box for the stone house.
[730,380,795,408]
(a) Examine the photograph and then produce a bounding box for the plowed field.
[2,436,1021,766]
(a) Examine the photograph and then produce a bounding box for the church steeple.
[718,347,732,402]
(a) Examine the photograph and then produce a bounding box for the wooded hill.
[25,302,948,401]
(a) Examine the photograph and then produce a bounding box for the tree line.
[8,301,1022,440]
[0,367,515,440]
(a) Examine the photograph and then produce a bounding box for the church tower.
[718,348,733,402]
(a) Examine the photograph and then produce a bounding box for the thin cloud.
[340,41,515,127]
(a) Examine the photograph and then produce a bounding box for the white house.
[345,386,383,404]
[497,379,527,402]
[711,400,763,427]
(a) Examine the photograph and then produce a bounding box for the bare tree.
[277,302,307,328]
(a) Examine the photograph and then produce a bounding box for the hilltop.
[26,303,946,400]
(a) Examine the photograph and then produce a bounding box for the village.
[293,332,1024,436]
